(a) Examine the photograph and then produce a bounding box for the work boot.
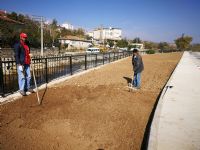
[19,90,26,96]
[131,87,138,90]
[28,89,35,93]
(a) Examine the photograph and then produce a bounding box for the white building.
[88,27,122,41]
[58,36,92,50]
[87,31,94,38]
[61,22,74,30]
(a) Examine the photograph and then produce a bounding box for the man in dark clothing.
[132,48,144,89]
[14,33,34,96]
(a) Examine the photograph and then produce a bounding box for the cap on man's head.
[20,33,27,38]
[132,48,139,53]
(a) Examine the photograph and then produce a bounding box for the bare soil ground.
[0,53,182,150]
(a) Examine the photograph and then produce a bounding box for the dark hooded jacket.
[132,54,144,74]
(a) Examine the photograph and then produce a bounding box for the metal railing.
[0,51,132,97]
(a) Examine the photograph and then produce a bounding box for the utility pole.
[40,17,44,56]
[32,15,44,56]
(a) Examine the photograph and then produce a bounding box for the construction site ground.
[0,52,182,150]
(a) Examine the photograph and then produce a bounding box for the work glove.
[18,65,23,72]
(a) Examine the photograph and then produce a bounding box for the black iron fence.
[0,51,132,97]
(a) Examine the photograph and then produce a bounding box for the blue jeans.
[17,64,31,91]
[132,72,141,88]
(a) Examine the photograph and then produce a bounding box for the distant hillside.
[0,11,86,48]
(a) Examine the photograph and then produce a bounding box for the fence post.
[70,56,73,75]
[85,55,87,70]
[103,53,104,65]
[95,54,97,67]
[0,58,5,97]
[45,57,48,83]
[109,53,111,63]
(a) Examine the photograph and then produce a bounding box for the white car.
[86,47,100,54]
[119,47,128,51]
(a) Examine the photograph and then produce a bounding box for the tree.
[0,11,88,49]
[50,19,59,46]
[7,12,18,21]
[85,35,92,40]
[190,44,200,52]
[143,41,158,49]
[132,37,142,43]
[44,29,52,47]
[0,19,22,47]
[107,39,114,48]
[18,14,25,23]
[61,28,72,37]
[158,42,170,52]
[116,39,128,48]
[74,28,85,36]
[0,12,46,48]
[60,28,85,38]
[174,34,193,51]
[51,19,57,28]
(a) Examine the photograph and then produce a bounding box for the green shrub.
[146,49,155,54]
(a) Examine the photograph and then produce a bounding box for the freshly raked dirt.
[0,52,182,150]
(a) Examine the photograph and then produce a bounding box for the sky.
[1,0,200,43]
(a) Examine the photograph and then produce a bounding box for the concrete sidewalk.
[148,52,200,150]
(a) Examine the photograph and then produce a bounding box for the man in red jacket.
[14,33,34,96]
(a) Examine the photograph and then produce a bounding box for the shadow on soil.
[123,76,132,85]
[140,89,163,150]
[40,84,48,105]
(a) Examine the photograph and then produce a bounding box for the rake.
[30,58,41,105]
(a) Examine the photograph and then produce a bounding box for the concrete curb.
[147,52,184,149]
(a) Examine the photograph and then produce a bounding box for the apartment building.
[88,27,122,41]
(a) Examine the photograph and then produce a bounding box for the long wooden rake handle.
[31,58,41,105]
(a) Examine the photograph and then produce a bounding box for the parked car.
[119,47,128,51]
[86,47,100,54]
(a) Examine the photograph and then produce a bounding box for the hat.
[20,33,27,38]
